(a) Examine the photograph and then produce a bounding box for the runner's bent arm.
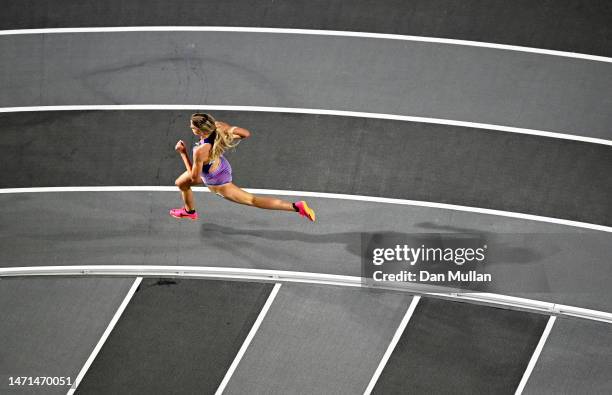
[175,140,192,172]
[215,121,251,140]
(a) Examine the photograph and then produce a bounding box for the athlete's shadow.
[199,222,524,261]
[200,221,547,265]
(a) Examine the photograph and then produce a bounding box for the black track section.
[1,0,611,57]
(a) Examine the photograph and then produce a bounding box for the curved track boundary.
[1,265,610,324]
[1,105,610,146]
[1,186,611,233]
[0,26,610,64]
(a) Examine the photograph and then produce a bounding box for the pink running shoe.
[294,201,316,222]
[169,207,199,220]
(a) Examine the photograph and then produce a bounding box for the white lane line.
[0,104,610,146]
[215,283,282,395]
[67,277,142,395]
[364,296,421,395]
[2,266,612,324]
[0,26,610,63]
[1,186,610,233]
[514,316,557,395]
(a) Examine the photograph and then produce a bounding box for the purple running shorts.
[202,155,232,186]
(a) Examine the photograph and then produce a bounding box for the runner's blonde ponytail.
[191,113,238,162]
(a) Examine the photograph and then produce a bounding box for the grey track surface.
[0,277,136,394]
[1,192,611,312]
[373,298,548,395]
[76,278,273,394]
[524,317,612,394]
[1,33,612,138]
[2,2,610,394]
[2,111,611,226]
[224,283,413,394]
[1,1,611,57]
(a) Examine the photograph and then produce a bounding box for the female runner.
[170,113,316,221]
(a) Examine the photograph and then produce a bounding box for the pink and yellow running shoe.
[294,201,316,222]
[169,207,199,220]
